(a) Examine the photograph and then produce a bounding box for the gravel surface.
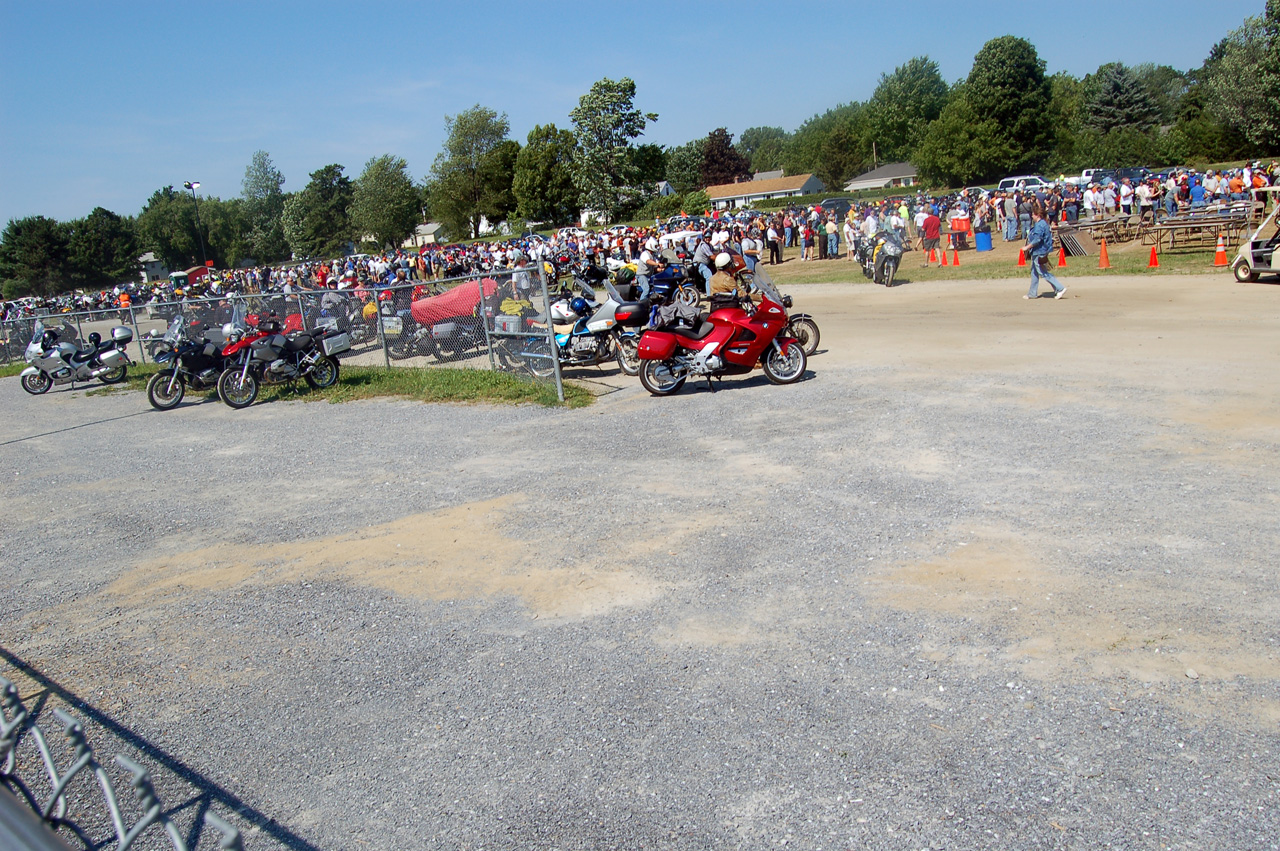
[1,275,1278,850]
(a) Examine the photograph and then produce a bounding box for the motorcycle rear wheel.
[615,334,640,376]
[99,365,127,384]
[523,339,557,378]
[304,356,340,389]
[218,369,259,409]
[387,335,416,360]
[762,342,807,385]
[146,370,186,410]
[21,372,52,395]
[639,359,687,396]
[785,317,820,357]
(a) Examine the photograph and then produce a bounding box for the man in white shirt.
[843,219,857,261]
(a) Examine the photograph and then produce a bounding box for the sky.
[0,0,1266,226]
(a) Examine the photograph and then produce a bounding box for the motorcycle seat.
[668,321,716,341]
[284,334,312,353]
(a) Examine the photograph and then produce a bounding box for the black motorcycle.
[146,315,231,410]
[856,229,904,287]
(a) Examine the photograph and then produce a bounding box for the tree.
[665,139,705,194]
[0,216,71,298]
[241,150,289,262]
[283,164,353,258]
[1082,63,1161,132]
[965,36,1054,173]
[569,77,657,222]
[1203,11,1280,152]
[865,57,949,161]
[700,128,751,187]
[1133,63,1189,125]
[630,143,668,186]
[428,105,516,239]
[913,89,1020,186]
[65,207,138,288]
[513,124,580,226]
[136,186,201,271]
[736,127,789,173]
[351,155,419,250]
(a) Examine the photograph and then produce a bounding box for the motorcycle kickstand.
[705,375,717,393]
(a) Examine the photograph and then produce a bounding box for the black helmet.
[616,267,636,287]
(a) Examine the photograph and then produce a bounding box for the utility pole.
[182,181,208,267]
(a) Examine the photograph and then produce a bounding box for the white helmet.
[645,237,658,251]
[715,252,732,269]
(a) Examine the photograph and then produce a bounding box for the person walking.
[1023,208,1066,300]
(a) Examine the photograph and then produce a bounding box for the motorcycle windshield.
[579,282,597,303]
[29,320,45,344]
[163,315,183,344]
[748,263,785,305]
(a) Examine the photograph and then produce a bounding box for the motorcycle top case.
[612,300,651,327]
[111,326,134,344]
[637,331,677,360]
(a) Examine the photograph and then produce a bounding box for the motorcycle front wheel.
[21,372,52,395]
[676,285,701,307]
[99,365,127,384]
[217,369,259,409]
[639,359,687,396]
[523,339,558,378]
[762,342,807,385]
[304,356,340,389]
[387,335,416,360]
[883,258,898,287]
[785,317,820,357]
[146,370,186,410]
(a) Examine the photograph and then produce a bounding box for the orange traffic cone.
[1057,247,1068,267]
[1017,248,1027,267]
[1061,209,1068,223]
[941,246,949,266]
[1098,239,1111,269]
[1213,233,1229,267]
[928,248,937,264]
[951,248,960,267]
[1148,246,1160,268]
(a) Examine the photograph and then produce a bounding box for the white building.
[844,162,918,192]
[703,173,826,210]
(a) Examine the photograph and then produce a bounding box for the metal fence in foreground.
[2,265,564,402]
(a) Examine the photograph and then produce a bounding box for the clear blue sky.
[0,0,1264,226]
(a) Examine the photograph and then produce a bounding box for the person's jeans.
[697,263,713,293]
[1028,257,1064,297]
[784,227,793,247]
[827,234,838,256]
[1003,216,1017,241]
[1018,214,1031,238]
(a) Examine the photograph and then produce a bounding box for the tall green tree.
[965,36,1054,173]
[512,124,580,226]
[865,57,949,161]
[701,128,752,187]
[569,76,657,222]
[913,87,1020,186]
[65,207,138,288]
[241,150,289,262]
[1082,63,1161,132]
[428,105,516,238]
[0,216,71,298]
[282,164,353,258]
[136,186,201,271]
[665,139,706,194]
[1203,7,1280,152]
[351,154,419,250]
[735,127,789,173]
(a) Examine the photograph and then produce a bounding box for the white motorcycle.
[20,319,133,395]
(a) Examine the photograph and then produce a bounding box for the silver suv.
[997,175,1050,192]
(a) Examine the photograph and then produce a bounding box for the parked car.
[557,227,589,239]
[1114,167,1149,183]
[997,175,1050,191]
[818,198,854,220]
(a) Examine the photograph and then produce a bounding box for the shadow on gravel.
[676,369,817,394]
[0,646,324,851]
[0,410,156,448]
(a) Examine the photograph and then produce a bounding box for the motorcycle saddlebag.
[612,299,651,327]
[99,348,130,368]
[637,331,677,360]
[319,330,352,357]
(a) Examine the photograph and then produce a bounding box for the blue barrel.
[975,231,993,252]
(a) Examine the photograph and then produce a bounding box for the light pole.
[182,181,208,268]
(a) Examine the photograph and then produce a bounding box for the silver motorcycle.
[20,319,133,395]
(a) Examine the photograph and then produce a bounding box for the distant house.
[138,252,168,284]
[402,222,445,249]
[655,180,677,197]
[752,169,784,182]
[844,162,918,192]
[703,173,826,210]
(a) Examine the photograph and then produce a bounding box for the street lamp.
[182,180,208,268]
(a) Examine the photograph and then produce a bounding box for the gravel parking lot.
[1,273,1277,850]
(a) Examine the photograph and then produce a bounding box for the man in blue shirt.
[1023,208,1067,300]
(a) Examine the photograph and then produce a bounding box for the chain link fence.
[2,265,564,401]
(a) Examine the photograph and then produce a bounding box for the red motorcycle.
[636,265,806,395]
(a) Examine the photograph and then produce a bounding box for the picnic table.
[1140,205,1254,252]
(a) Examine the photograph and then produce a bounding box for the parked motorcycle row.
[16,251,821,405]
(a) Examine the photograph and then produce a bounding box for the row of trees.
[7,6,1280,299]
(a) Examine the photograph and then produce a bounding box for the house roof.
[847,162,917,183]
[752,169,784,181]
[704,173,820,200]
